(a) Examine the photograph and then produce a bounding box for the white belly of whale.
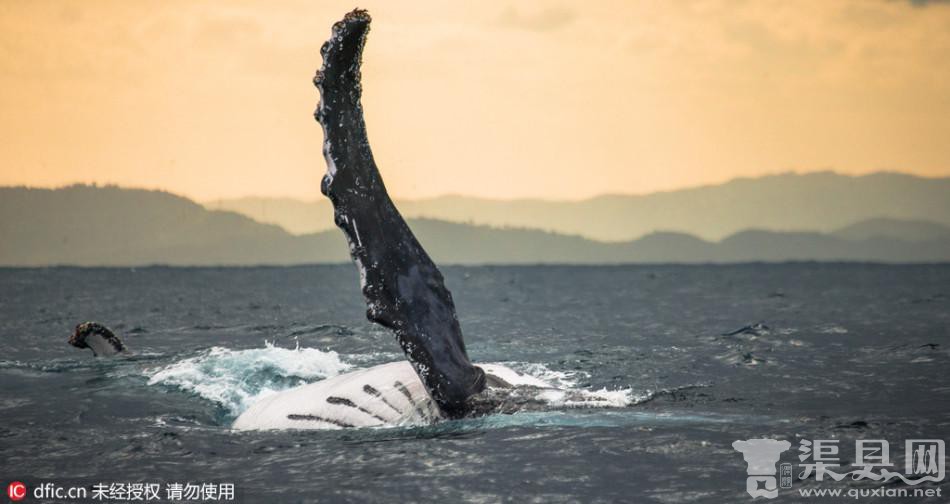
[232,361,435,430]
[232,361,551,431]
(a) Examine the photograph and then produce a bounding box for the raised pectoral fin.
[313,10,484,417]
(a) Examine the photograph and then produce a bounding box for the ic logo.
[7,481,27,502]
[733,439,792,499]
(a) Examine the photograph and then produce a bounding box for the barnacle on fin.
[343,8,371,23]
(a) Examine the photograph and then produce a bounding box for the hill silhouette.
[0,185,341,265]
[209,171,950,241]
[2,185,948,266]
[832,217,950,242]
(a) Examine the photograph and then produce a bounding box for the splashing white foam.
[504,361,584,388]
[146,343,351,417]
[147,346,642,422]
[498,361,642,408]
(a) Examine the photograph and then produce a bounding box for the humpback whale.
[236,8,564,429]
[71,9,586,430]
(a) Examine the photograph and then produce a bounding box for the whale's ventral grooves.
[313,9,486,417]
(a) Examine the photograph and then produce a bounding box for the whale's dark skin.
[313,9,486,418]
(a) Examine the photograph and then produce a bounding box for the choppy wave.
[146,342,351,417]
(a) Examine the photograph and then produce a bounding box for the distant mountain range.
[207,171,950,242]
[2,184,948,266]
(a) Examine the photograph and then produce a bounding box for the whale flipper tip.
[70,322,126,357]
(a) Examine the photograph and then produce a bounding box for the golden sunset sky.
[1,0,949,201]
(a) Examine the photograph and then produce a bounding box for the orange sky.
[1,0,949,201]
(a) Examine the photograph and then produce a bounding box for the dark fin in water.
[69,322,127,357]
[314,9,485,417]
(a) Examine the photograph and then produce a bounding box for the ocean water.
[1,264,948,503]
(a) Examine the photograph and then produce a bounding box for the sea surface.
[0,264,948,503]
